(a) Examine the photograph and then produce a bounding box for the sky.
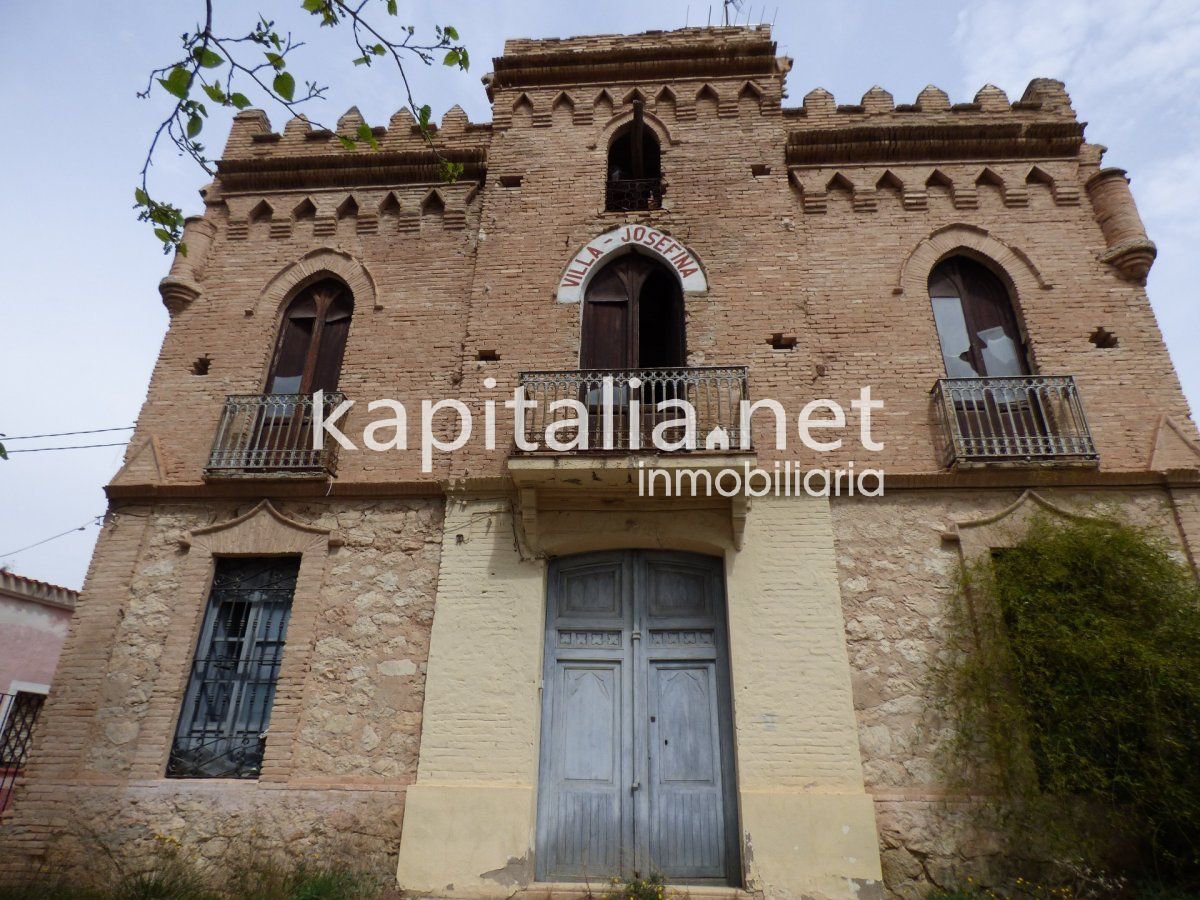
[1,0,1197,589]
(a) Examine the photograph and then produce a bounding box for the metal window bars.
[517,367,751,453]
[606,177,665,212]
[0,691,46,813]
[205,392,345,477]
[168,557,298,779]
[932,375,1098,467]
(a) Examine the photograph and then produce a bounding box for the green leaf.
[274,71,295,101]
[336,135,356,150]
[265,51,285,69]
[178,242,189,257]
[444,25,459,40]
[301,0,324,11]
[418,104,432,127]
[153,227,172,243]
[459,48,470,70]
[202,83,226,104]
[443,49,460,67]
[356,122,379,149]
[372,43,385,55]
[0,442,7,461]
[229,93,251,110]
[352,55,369,66]
[386,0,397,13]
[187,114,203,138]
[192,46,223,68]
[160,66,191,99]
[134,187,150,205]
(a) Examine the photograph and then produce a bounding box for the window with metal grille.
[168,556,299,779]
[0,692,45,767]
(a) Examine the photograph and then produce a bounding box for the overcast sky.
[1,0,1196,589]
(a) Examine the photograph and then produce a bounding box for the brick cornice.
[490,28,780,91]
[102,466,1200,505]
[785,121,1085,166]
[214,147,487,192]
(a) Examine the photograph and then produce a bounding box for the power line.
[5,442,129,454]
[0,516,103,558]
[3,426,134,442]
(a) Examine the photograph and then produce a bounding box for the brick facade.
[3,25,1199,900]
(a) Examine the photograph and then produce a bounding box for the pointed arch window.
[928,256,1029,378]
[606,100,663,212]
[267,279,354,394]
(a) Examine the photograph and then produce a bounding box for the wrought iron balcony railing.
[932,375,1098,467]
[205,392,344,477]
[606,177,665,212]
[517,366,751,453]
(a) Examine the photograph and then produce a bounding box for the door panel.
[648,663,725,878]
[543,662,626,878]
[537,551,738,885]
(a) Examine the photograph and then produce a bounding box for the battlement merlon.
[219,103,491,171]
[488,26,788,96]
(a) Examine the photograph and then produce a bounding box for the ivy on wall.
[946,514,1200,887]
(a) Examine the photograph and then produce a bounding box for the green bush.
[603,873,666,900]
[947,513,1200,885]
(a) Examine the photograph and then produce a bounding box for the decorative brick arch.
[942,490,1089,562]
[598,107,677,147]
[555,225,708,303]
[247,247,379,316]
[894,223,1051,298]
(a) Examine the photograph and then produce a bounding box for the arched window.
[928,256,1030,378]
[606,101,663,212]
[582,254,684,371]
[267,279,353,394]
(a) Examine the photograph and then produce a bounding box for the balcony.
[606,177,665,212]
[516,366,750,454]
[205,392,345,478]
[932,376,1098,467]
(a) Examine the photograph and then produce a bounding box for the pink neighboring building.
[0,570,77,696]
[0,570,77,811]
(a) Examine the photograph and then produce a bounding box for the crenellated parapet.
[784,79,1082,166]
[216,104,490,192]
[488,26,789,130]
[781,76,1152,278]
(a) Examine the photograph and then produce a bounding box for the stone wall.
[0,497,444,881]
[831,486,1195,897]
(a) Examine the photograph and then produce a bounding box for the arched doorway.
[581,254,685,371]
[535,550,739,884]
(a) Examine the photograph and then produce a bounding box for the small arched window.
[267,279,353,394]
[928,256,1030,378]
[606,101,663,212]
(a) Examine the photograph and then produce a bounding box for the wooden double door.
[535,551,739,885]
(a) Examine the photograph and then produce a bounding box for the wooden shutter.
[929,257,1029,378]
[582,260,635,369]
[311,290,353,392]
[266,280,354,393]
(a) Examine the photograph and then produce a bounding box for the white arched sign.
[556,225,708,303]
